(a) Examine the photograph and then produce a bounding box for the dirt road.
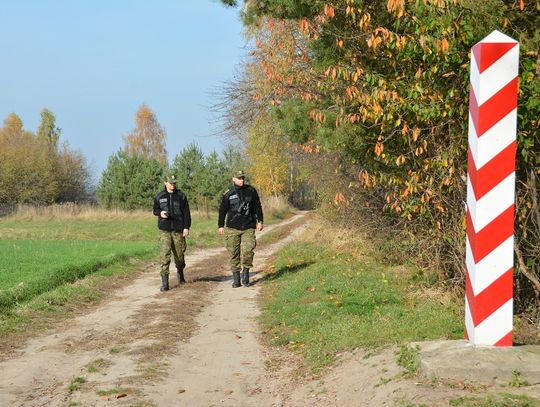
[0,213,308,407]
[2,212,538,407]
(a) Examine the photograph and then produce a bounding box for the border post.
[465,30,519,346]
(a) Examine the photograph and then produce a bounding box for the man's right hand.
[160,211,169,218]
[218,227,224,235]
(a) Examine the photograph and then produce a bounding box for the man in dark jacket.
[153,173,191,291]
[218,170,263,288]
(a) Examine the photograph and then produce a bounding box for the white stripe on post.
[465,30,519,347]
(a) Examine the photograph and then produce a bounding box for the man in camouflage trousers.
[218,170,264,288]
[153,173,191,291]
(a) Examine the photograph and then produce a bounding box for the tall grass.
[4,203,150,221]
[261,195,295,221]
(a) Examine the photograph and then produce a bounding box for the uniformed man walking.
[218,170,264,288]
[153,173,191,291]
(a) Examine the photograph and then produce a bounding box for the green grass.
[396,344,420,377]
[67,376,86,393]
[508,369,530,388]
[449,393,540,407]
[0,213,221,248]
[0,239,152,310]
[86,358,108,373]
[0,260,143,335]
[0,212,226,312]
[259,241,463,371]
[96,387,130,396]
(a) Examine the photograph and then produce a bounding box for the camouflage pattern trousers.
[225,228,256,273]
[158,230,186,276]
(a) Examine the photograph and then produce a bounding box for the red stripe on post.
[466,205,514,263]
[466,268,513,326]
[495,331,513,347]
[472,42,518,73]
[468,141,516,200]
[469,77,518,137]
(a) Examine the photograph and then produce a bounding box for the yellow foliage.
[411,128,420,142]
[246,115,291,197]
[387,0,405,17]
[374,142,384,157]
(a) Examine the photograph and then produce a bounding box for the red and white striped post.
[465,30,519,346]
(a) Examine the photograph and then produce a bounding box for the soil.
[1,212,539,406]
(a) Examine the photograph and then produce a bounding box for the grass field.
[259,234,463,372]
[0,239,152,310]
[0,213,221,247]
[0,202,293,313]
[0,210,223,312]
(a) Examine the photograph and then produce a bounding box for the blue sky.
[0,0,245,179]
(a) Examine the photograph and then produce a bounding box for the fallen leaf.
[178,389,186,394]
[116,393,127,399]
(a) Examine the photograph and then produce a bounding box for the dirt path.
[0,213,308,407]
[2,211,539,407]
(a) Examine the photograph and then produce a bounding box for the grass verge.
[259,233,463,372]
[0,258,149,353]
[449,393,540,407]
[0,239,153,311]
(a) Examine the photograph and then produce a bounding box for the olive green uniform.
[218,181,263,285]
[225,228,256,272]
[153,182,191,289]
[158,230,186,276]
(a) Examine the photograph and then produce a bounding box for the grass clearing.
[259,235,463,372]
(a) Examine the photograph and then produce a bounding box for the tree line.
[96,104,246,213]
[218,0,539,310]
[0,104,249,216]
[0,109,91,210]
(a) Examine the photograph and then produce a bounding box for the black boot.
[160,273,170,292]
[232,271,241,288]
[177,268,186,285]
[241,267,250,286]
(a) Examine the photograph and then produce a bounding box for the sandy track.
[4,210,536,407]
[0,213,308,407]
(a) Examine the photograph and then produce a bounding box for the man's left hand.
[183,229,190,237]
[256,222,263,232]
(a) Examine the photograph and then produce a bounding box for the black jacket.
[153,189,191,232]
[218,184,263,230]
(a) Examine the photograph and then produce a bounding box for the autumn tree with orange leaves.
[123,104,168,165]
[222,0,539,310]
